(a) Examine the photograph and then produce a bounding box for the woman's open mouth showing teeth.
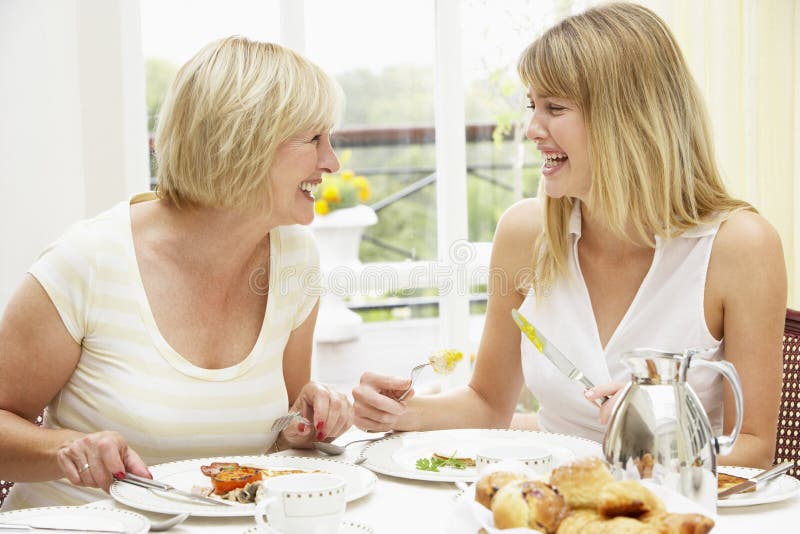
[298,181,317,200]
[543,153,568,168]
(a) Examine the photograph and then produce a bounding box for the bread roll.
[492,479,568,532]
[549,457,614,509]
[597,480,664,517]
[475,470,529,510]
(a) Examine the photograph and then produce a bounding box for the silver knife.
[718,461,795,499]
[118,472,234,506]
[0,524,126,533]
[512,309,609,405]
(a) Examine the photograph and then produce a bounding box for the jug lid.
[620,348,695,384]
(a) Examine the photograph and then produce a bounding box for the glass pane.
[305,0,438,266]
[461,0,593,244]
[139,0,280,176]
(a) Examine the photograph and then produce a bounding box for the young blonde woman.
[353,2,785,469]
[0,37,353,509]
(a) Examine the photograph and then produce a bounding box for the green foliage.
[144,58,178,132]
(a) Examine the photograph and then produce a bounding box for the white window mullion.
[434,0,470,386]
[279,0,305,54]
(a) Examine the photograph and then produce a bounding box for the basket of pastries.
[472,457,715,533]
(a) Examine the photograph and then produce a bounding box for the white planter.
[311,205,378,343]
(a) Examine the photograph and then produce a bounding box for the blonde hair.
[155,36,342,212]
[517,2,752,296]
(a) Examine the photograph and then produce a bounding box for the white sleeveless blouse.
[520,201,724,443]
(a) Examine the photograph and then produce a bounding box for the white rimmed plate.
[447,480,718,533]
[242,520,374,533]
[109,455,377,517]
[359,429,601,482]
[0,505,150,534]
[717,466,800,508]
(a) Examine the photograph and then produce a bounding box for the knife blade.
[0,523,126,533]
[512,309,609,405]
[717,461,795,499]
[118,472,234,506]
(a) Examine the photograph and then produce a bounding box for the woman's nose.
[319,140,340,174]
[526,113,546,143]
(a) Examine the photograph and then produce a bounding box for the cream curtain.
[632,0,800,306]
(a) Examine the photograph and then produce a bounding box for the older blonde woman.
[353,2,785,469]
[0,37,352,509]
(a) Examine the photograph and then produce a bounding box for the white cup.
[254,473,346,534]
[476,445,553,475]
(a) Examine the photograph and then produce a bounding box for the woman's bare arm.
[0,276,86,481]
[711,211,786,468]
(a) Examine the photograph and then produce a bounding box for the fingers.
[56,431,148,492]
[359,371,413,400]
[284,382,354,447]
[584,381,626,425]
[352,373,410,432]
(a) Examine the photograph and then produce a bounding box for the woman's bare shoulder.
[710,209,785,295]
[490,198,544,287]
[494,198,544,248]
[714,210,783,261]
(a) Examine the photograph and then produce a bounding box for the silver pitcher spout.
[602,348,744,512]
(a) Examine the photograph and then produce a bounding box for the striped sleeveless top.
[2,192,319,509]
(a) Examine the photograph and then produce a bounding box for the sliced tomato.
[211,467,262,495]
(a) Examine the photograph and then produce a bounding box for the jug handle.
[691,358,743,455]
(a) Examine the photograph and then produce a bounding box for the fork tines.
[269,412,310,432]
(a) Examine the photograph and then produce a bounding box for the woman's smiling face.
[268,131,339,226]
[526,90,591,201]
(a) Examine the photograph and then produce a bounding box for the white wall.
[0,0,149,313]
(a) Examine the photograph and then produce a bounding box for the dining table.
[85,429,799,534]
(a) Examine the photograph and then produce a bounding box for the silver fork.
[270,412,310,433]
[397,362,431,400]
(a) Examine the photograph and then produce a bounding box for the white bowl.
[475,445,553,475]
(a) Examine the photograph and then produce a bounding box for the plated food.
[364,429,602,482]
[475,457,715,533]
[196,461,318,503]
[110,455,377,517]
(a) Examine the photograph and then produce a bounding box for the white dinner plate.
[0,505,150,533]
[717,466,800,508]
[447,479,718,533]
[242,520,374,533]
[110,455,377,517]
[360,429,602,482]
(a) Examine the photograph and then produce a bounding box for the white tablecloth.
[99,437,799,534]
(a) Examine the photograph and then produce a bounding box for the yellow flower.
[315,199,330,215]
[340,170,355,181]
[353,176,371,202]
[322,184,341,203]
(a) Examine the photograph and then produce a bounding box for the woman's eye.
[310,134,322,143]
[526,103,535,110]
[549,105,565,112]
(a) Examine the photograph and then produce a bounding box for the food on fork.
[428,349,463,374]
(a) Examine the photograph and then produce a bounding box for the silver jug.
[602,348,743,512]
